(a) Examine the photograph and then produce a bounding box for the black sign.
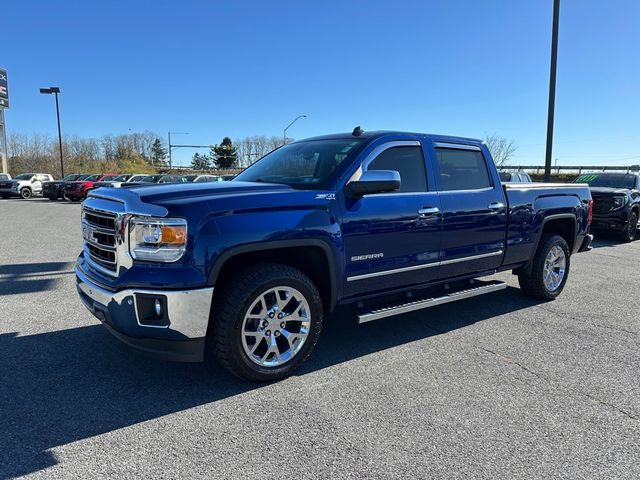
[0,69,8,108]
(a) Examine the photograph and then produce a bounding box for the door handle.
[418,207,440,217]
[487,202,505,211]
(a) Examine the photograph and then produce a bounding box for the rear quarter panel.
[502,183,591,267]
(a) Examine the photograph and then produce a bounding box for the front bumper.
[0,187,19,196]
[75,265,213,362]
[591,214,628,232]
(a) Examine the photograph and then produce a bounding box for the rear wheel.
[20,188,32,199]
[518,234,570,300]
[210,263,323,382]
[618,211,638,243]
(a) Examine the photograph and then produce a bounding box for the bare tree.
[482,133,517,168]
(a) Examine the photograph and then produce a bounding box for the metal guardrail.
[503,165,640,174]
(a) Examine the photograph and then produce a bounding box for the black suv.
[575,172,640,242]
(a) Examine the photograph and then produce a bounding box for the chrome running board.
[357,280,507,324]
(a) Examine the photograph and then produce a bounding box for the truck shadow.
[0,262,75,296]
[590,236,638,250]
[0,286,540,478]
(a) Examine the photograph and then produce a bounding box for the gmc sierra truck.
[574,172,640,242]
[75,129,593,381]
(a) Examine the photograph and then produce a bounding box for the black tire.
[20,188,32,199]
[210,263,323,382]
[618,211,638,243]
[518,234,571,300]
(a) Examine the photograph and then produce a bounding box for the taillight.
[83,181,94,188]
[587,199,593,224]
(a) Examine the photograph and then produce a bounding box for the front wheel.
[618,211,638,243]
[20,188,32,199]
[518,234,570,300]
[210,263,323,382]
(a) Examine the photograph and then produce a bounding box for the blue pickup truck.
[75,129,593,381]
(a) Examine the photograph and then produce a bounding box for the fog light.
[135,294,169,327]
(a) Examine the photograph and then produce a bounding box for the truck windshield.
[575,174,637,189]
[235,139,367,189]
[14,173,34,180]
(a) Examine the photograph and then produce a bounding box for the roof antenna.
[352,126,364,136]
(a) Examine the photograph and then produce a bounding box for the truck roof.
[298,130,483,146]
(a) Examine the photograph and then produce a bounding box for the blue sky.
[3,0,639,167]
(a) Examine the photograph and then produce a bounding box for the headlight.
[611,196,628,211]
[129,217,187,262]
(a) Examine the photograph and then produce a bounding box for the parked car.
[42,173,84,200]
[122,174,165,187]
[75,129,593,381]
[0,173,11,181]
[221,174,236,181]
[158,175,188,183]
[63,173,118,201]
[92,174,133,189]
[0,173,54,199]
[184,174,223,183]
[499,171,532,183]
[574,172,640,242]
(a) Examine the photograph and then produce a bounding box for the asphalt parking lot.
[1,198,639,479]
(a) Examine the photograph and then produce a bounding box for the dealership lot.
[1,198,639,479]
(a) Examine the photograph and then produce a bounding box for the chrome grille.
[82,207,118,273]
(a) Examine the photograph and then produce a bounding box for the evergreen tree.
[151,138,168,165]
[191,152,211,170]
[211,137,238,169]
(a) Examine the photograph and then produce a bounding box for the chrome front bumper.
[75,265,214,361]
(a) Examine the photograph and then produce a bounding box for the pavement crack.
[535,304,638,336]
[478,347,541,378]
[477,346,638,421]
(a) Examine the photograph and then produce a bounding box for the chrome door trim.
[433,142,481,151]
[346,250,504,282]
[439,250,503,266]
[346,261,439,282]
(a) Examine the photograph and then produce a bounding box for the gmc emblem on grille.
[82,225,98,244]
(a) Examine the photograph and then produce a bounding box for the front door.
[341,141,442,298]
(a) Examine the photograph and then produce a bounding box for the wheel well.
[541,217,576,251]
[214,246,334,312]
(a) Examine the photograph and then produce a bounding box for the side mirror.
[346,170,401,197]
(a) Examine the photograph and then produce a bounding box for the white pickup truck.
[0,173,54,199]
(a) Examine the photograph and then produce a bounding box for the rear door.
[341,141,442,298]
[431,142,507,279]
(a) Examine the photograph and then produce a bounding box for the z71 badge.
[315,193,336,200]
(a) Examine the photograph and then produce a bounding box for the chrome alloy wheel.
[241,286,311,367]
[543,245,566,292]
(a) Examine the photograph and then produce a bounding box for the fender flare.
[519,213,577,276]
[207,239,338,311]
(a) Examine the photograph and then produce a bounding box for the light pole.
[283,114,307,145]
[39,87,64,178]
[544,0,560,182]
[168,131,189,169]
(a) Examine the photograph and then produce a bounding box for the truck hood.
[589,187,632,196]
[90,181,295,213]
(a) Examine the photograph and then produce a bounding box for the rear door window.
[435,148,492,191]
